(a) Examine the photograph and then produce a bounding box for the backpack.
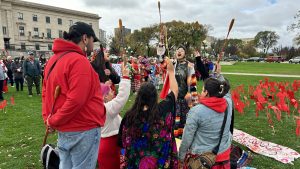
[40,144,59,169]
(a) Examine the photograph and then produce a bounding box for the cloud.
[84,0,142,9]
[23,0,299,46]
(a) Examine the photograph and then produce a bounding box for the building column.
[0,0,5,50]
[6,8,15,49]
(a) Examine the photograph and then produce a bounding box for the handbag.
[184,104,229,169]
[40,51,73,169]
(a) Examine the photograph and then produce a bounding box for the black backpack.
[40,144,59,169]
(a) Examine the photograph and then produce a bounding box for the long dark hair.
[204,78,230,98]
[91,44,113,82]
[124,82,160,136]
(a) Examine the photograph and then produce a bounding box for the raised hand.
[121,62,129,77]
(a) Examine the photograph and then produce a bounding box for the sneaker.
[28,95,33,97]
[37,94,41,96]
[11,86,14,87]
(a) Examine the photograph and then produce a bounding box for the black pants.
[26,75,40,95]
[7,70,14,86]
[0,80,4,100]
[15,78,24,91]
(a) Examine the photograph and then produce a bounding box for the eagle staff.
[217,18,235,63]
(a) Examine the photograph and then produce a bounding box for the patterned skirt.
[174,98,190,139]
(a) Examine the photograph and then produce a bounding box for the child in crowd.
[98,63,131,169]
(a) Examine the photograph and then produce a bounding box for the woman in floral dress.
[119,58,179,169]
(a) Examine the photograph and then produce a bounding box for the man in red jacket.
[42,22,106,169]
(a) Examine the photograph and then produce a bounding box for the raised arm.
[105,63,130,118]
[166,57,178,100]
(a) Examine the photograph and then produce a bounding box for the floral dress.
[119,92,178,169]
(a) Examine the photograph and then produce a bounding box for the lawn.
[222,62,300,75]
[0,63,300,168]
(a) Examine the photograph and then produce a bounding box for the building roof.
[7,0,101,19]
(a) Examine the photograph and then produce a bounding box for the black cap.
[69,22,99,42]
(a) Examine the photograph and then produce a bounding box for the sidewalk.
[222,72,300,78]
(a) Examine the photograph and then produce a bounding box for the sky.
[24,0,300,47]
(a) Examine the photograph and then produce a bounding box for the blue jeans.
[57,127,101,169]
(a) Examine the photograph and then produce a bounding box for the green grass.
[222,62,300,75]
[1,63,300,168]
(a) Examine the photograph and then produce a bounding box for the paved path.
[222,72,300,78]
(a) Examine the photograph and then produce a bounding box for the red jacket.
[42,39,106,132]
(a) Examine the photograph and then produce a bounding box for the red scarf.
[199,97,227,113]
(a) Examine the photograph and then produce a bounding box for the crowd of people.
[0,53,47,100]
[40,22,233,169]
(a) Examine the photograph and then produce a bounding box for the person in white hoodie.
[98,63,130,169]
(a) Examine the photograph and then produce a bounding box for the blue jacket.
[179,75,233,161]
[23,59,41,77]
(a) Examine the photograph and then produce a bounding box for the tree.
[224,39,243,56]
[254,31,279,54]
[272,46,300,60]
[109,35,121,55]
[288,10,300,45]
[240,40,258,58]
[162,21,209,55]
[121,21,209,57]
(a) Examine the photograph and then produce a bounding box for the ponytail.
[219,78,230,97]
[63,30,82,44]
[203,77,230,98]
[63,31,70,40]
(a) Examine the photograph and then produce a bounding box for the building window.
[58,18,62,25]
[33,28,39,37]
[33,14,38,22]
[18,12,23,20]
[46,16,50,23]
[58,30,63,38]
[35,43,40,50]
[47,29,51,38]
[21,43,26,50]
[19,26,25,36]
[2,27,7,35]
[48,44,53,50]
[69,20,73,26]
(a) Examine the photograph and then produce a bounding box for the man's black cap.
[69,22,99,42]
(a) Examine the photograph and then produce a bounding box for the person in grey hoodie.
[23,52,41,96]
[179,64,233,169]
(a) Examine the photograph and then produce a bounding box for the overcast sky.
[25,0,300,46]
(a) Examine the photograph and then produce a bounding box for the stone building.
[0,0,101,56]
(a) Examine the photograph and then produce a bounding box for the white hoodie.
[101,78,130,138]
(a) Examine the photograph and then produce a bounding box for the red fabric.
[215,147,231,162]
[199,97,227,113]
[10,96,15,105]
[296,119,300,137]
[211,162,230,169]
[122,76,130,80]
[160,74,170,99]
[0,100,6,109]
[42,39,106,132]
[98,135,120,169]
[3,80,8,92]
